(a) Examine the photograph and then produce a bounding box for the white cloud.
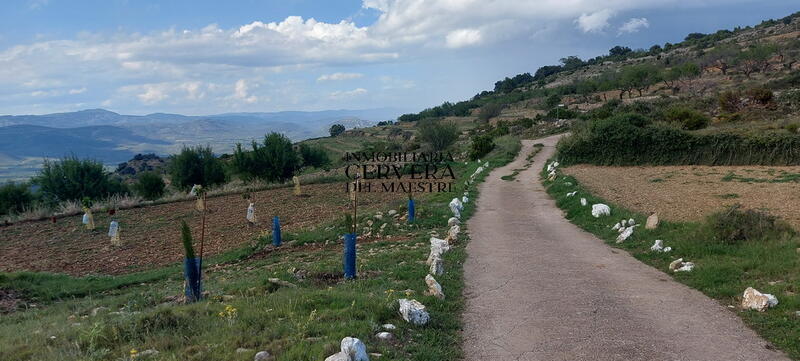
[445,28,483,48]
[329,88,368,99]
[137,84,169,105]
[576,9,614,33]
[68,87,87,94]
[232,79,258,104]
[618,17,650,35]
[317,72,364,82]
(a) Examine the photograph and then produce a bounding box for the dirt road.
[462,135,788,360]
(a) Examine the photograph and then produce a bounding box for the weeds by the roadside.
[542,160,800,359]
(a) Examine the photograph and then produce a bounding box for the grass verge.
[0,136,521,361]
[541,160,800,359]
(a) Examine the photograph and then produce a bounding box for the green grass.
[542,160,800,359]
[721,171,800,183]
[0,135,521,361]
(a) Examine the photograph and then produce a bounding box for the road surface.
[462,135,788,361]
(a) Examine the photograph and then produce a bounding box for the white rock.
[616,227,633,243]
[425,274,445,299]
[382,324,396,330]
[663,247,672,252]
[580,198,587,206]
[668,258,695,272]
[340,337,369,361]
[462,195,469,204]
[388,209,397,216]
[254,351,273,361]
[139,350,159,358]
[429,254,444,276]
[742,287,779,312]
[668,258,684,271]
[621,219,628,227]
[645,213,659,230]
[447,217,460,227]
[628,218,635,226]
[398,299,430,325]
[374,214,383,220]
[446,225,460,242]
[650,240,664,252]
[376,332,393,341]
[325,353,350,361]
[566,191,577,197]
[591,204,611,218]
[611,222,621,231]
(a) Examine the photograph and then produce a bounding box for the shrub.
[516,118,534,128]
[663,106,710,130]
[181,220,196,259]
[557,115,800,166]
[417,119,459,152]
[169,146,226,191]
[708,204,794,244]
[299,144,331,169]
[718,90,742,113]
[34,156,128,203]
[477,103,503,122]
[786,123,799,134]
[490,122,510,137]
[329,124,345,137]
[469,135,495,160]
[744,87,774,105]
[232,133,300,183]
[133,172,166,200]
[0,182,34,215]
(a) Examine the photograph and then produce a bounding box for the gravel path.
[462,135,788,361]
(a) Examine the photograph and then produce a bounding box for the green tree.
[34,156,128,203]
[169,146,227,191]
[417,119,459,152]
[232,132,300,183]
[621,64,659,97]
[736,43,777,78]
[133,172,166,200]
[0,182,34,215]
[299,143,331,169]
[329,124,345,137]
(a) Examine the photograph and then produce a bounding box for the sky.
[0,0,797,116]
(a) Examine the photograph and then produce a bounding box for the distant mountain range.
[0,108,403,181]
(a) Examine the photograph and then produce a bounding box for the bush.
[744,87,774,105]
[169,146,227,191]
[708,204,794,244]
[0,182,34,215]
[477,103,503,122]
[133,172,166,200]
[786,123,799,134]
[329,124,345,137]
[231,133,300,183]
[34,156,128,203]
[299,143,331,169]
[718,90,742,113]
[663,106,710,130]
[469,135,495,160]
[417,119,459,152]
[557,114,800,166]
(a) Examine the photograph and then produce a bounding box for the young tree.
[417,119,459,152]
[329,124,346,137]
[232,132,300,183]
[169,146,227,191]
[701,44,740,75]
[621,64,659,97]
[34,156,128,203]
[736,43,777,78]
[477,103,503,122]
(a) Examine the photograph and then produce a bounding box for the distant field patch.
[562,165,800,228]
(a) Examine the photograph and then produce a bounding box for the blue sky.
[0,0,797,116]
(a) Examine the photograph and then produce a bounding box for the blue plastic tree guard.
[408,199,416,223]
[273,216,282,246]
[183,257,202,302]
[343,233,357,279]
